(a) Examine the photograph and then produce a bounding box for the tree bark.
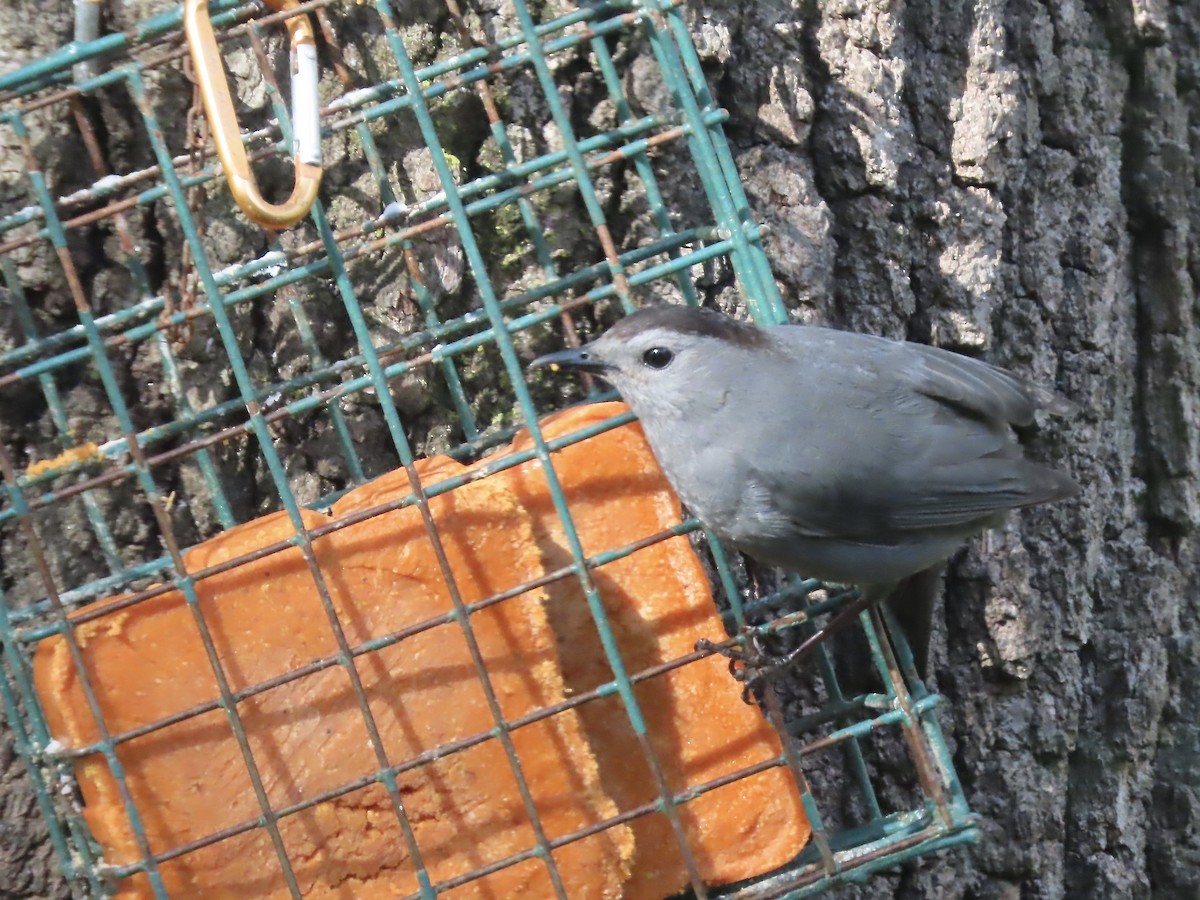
[1,0,1197,897]
[712,0,1200,896]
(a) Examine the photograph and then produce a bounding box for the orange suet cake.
[493,402,810,898]
[34,483,631,898]
[34,402,809,899]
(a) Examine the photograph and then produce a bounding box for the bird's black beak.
[529,346,612,374]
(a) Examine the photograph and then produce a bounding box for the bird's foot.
[696,628,800,704]
[696,587,884,703]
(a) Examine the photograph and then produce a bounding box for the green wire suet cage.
[0,0,977,897]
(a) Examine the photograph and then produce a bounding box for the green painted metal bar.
[247,21,369,485]
[0,468,171,896]
[0,4,659,244]
[91,149,240,534]
[0,584,106,898]
[126,65,438,899]
[325,0,629,117]
[772,827,979,898]
[1,228,730,509]
[1,258,128,576]
[400,110,728,224]
[506,0,636,312]
[588,30,701,306]
[801,584,886,822]
[310,193,569,895]
[648,0,788,323]
[328,3,650,134]
[441,1,566,305]
[8,110,194,898]
[375,0,712,892]
[704,534,840,877]
[0,105,722,375]
[0,114,728,371]
[277,278,369,485]
[274,37,560,893]
[6,404,628,629]
[352,120,481,439]
[103,78,309,896]
[0,0,250,94]
[879,605,973,820]
[9,404,636,632]
[634,0,784,322]
[9,560,179,628]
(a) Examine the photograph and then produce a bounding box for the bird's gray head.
[530,306,769,421]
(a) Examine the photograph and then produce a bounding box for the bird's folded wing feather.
[904,342,1078,425]
[743,329,1077,541]
[756,449,1078,538]
[756,455,1076,540]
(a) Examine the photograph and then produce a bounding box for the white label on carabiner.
[291,44,322,167]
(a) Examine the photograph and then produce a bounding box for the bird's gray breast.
[637,421,795,549]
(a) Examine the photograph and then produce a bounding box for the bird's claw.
[696,629,798,705]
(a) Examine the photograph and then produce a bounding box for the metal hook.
[183,0,323,229]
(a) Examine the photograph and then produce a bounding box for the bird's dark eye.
[642,347,674,369]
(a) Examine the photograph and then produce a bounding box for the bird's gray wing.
[773,325,1077,427]
[882,343,1079,528]
[881,455,1079,530]
[756,452,1077,540]
[749,373,1076,538]
[744,328,1077,539]
[902,341,1078,426]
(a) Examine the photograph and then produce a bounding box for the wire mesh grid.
[0,0,977,897]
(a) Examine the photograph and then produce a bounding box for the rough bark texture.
[1,0,1198,898]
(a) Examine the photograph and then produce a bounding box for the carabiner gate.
[183,0,323,229]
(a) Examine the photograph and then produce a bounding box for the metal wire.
[0,1,976,897]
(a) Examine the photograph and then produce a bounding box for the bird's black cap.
[603,305,769,350]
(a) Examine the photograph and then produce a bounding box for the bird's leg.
[766,584,889,668]
[697,583,894,702]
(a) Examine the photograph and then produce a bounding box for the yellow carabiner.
[183,0,323,229]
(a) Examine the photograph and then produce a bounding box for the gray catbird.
[531,304,1079,675]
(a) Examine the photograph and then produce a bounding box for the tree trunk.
[713,0,1199,896]
[1,0,1197,897]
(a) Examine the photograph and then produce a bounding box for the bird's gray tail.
[1013,459,1080,508]
[884,565,946,678]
